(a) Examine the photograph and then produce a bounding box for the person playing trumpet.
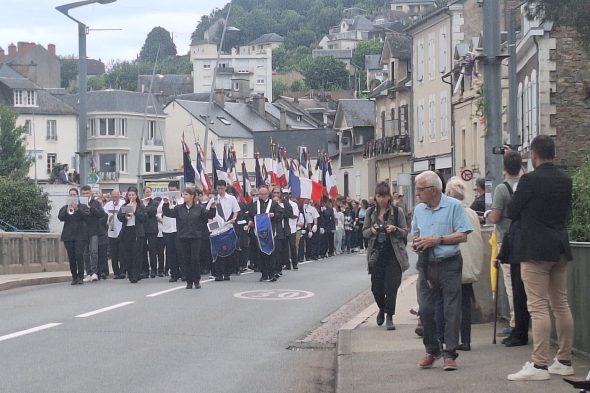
[117,186,147,283]
[59,188,89,285]
[158,181,183,282]
[104,189,125,279]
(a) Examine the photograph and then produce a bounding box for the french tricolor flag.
[289,161,323,202]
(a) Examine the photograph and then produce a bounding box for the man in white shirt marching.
[104,189,125,278]
[210,180,240,281]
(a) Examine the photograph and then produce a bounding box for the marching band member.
[158,182,183,282]
[117,186,147,283]
[104,189,125,279]
[80,185,107,282]
[247,185,284,282]
[210,180,240,281]
[162,187,216,289]
[141,186,162,278]
[271,186,293,279]
[286,191,300,270]
[58,188,88,285]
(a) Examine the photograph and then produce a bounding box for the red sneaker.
[418,353,441,369]
[443,358,457,371]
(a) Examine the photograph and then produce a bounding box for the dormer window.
[14,89,37,107]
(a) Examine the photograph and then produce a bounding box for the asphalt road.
[0,253,378,393]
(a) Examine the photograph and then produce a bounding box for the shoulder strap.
[503,181,514,196]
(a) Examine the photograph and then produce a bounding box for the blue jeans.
[83,235,98,275]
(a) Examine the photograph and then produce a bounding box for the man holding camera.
[412,171,472,371]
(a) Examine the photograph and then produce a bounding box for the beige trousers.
[520,257,573,366]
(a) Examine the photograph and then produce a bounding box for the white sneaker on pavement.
[508,362,550,381]
[83,275,92,282]
[548,358,574,376]
[91,273,98,282]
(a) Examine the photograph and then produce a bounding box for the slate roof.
[223,102,276,132]
[391,0,437,4]
[336,100,375,127]
[60,90,165,116]
[343,15,375,32]
[172,100,253,139]
[137,74,193,96]
[248,33,284,45]
[365,55,382,70]
[0,64,77,116]
[312,49,353,59]
[253,128,339,158]
[383,34,412,60]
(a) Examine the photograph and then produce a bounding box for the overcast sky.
[0,0,229,64]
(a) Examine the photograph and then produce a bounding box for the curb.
[0,275,71,292]
[335,274,418,393]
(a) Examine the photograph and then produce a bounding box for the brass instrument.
[68,206,75,215]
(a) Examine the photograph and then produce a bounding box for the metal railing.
[0,219,48,233]
[363,134,411,158]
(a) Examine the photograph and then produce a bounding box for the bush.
[568,160,590,242]
[0,177,51,230]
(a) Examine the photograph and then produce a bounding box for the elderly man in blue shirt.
[411,171,472,371]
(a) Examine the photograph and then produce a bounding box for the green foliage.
[0,176,50,230]
[301,56,350,90]
[526,0,590,49]
[59,56,79,90]
[290,79,306,92]
[284,30,317,50]
[569,160,590,242]
[139,27,177,63]
[272,80,289,100]
[0,106,33,178]
[352,39,383,70]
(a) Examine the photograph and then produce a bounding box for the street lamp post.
[56,0,116,187]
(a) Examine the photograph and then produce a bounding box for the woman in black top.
[163,187,216,289]
[117,186,147,283]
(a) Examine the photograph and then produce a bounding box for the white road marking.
[75,301,135,318]
[0,323,61,342]
[146,286,185,297]
[234,289,315,300]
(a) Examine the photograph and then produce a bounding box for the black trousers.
[98,241,108,277]
[155,236,165,274]
[418,254,462,359]
[64,240,86,280]
[510,263,530,341]
[180,238,201,285]
[370,246,402,315]
[163,232,180,279]
[327,231,334,256]
[120,227,143,282]
[143,233,158,275]
[274,237,288,273]
[200,238,213,275]
[288,235,297,266]
[108,237,122,276]
[215,253,235,278]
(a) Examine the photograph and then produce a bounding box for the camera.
[374,223,385,231]
[492,146,505,155]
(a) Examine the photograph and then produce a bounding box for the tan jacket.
[362,205,410,272]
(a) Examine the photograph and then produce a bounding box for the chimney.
[17,41,26,54]
[252,94,266,117]
[0,47,4,62]
[279,108,287,130]
[47,44,56,56]
[213,90,225,108]
[8,43,16,57]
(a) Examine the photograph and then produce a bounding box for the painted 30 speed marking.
[234,289,315,300]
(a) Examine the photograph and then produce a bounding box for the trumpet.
[243,225,250,233]
[68,206,75,215]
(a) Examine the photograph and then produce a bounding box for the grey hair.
[415,171,443,192]
[445,176,465,201]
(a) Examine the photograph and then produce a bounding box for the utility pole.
[482,0,503,210]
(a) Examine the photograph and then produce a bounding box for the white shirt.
[335,210,345,230]
[211,193,240,235]
[104,199,124,238]
[303,204,319,225]
[288,200,300,233]
[159,197,183,234]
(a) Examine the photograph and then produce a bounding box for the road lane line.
[0,323,62,342]
[75,301,134,318]
[146,286,185,297]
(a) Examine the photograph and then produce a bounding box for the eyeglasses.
[416,186,434,192]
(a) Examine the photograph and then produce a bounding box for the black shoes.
[71,279,78,285]
[186,282,193,289]
[214,276,224,282]
[194,283,201,289]
[504,336,528,347]
[457,343,471,351]
[385,315,395,330]
[376,309,385,326]
[292,265,298,270]
[169,277,178,283]
[223,276,230,281]
[158,272,164,277]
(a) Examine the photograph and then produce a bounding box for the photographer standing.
[363,182,409,331]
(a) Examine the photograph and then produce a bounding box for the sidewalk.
[0,271,70,291]
[336,274,590,393]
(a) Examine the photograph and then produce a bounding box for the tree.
[352,39,383,70]
[526,0,590,49]
[59,56,79,91]
[0,177,50,230]
[0,106,33,178]
[139,27,177,63]
[291,79,306,92]
[301,56,350,90]
[272,80,289,100]
[284,29,317,50]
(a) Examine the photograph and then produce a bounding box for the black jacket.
[117,202,148,239]
[162,202,216,239]
[275,199,293,239]
[507,163,573,262]
[247,198,284,235]
[58,205,89,242]
[320,205,336,231]
[81,198,107,237]
[142,197,161,235]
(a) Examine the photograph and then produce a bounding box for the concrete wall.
[0,232,69,274]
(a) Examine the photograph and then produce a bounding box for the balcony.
[144,138,163,147]
[363,134,410,158]
[97,171,120,181]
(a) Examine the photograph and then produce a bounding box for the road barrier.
[0,232,69,274]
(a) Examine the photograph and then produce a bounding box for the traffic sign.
[86,172,100,184]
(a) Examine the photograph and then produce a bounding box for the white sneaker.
[548,358,574,375]
[83,275,92,283]
[508,362,550,381]
[91,273,98,282]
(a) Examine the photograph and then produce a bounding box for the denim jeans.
[84,235,98,275]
